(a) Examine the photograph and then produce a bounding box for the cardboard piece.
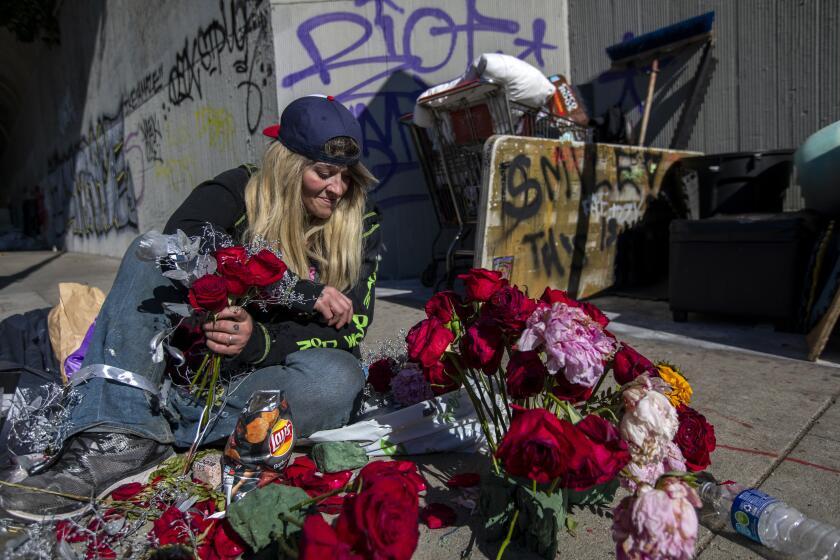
[47,282,105,383]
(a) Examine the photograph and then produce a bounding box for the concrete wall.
[0,0,277,257]
[270,0,571,279]
[568,0,840,155]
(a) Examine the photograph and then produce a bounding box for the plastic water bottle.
[699,480,840,559]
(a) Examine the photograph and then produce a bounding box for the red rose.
[367,358,396,393]
[109,481,145,502]
[214,246,251,296]
[457,268,509,302]
[406,317,454,367]
[56,520,86,543]
[283,456,353,496]
[198,519,248,560]
[540,287,579,307]
[423,360,460,395]
[495,407,590,484]
[580,302,609,328]
[612,343,655,385]
[420,503,457,529]
[505,350,547,399]
[358,460,426,494]
[300,514,360,560]
[86,541,116,559]
[675,405,716,471]
[188,274,229,313]
[425,290,468,323]
[446,472,481,488]
[188,498,217,536]
[551,373,594,403]
[336,476,419,560]
[482,285,537,335]
[540,287,608,327]
[151,505,190,545]
[562,415,630,490]
[460,320,504,374]
[247,249,288,287]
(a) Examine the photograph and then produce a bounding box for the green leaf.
[379,437,404,456]
[515,484,567,559]
[478,472,517,542]
[227,484,310,551]
[565,515,578,536]
[566,478,620,507]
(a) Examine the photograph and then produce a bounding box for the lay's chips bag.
[223,390,296,503]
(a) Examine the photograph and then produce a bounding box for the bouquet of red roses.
[401,268,717,559]
[137,228,306,466]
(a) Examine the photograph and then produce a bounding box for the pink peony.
[517,303,617,388]
[620,375,679,464]
[621,442,687,492]
[390,363,434,407]
[612,478,701,560]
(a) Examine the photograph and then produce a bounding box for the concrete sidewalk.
[1,250,838,559]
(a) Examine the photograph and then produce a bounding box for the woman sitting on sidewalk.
[1,96,382,521]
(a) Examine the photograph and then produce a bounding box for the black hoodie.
[164,166,381,366]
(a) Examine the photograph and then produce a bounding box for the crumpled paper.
[47,282,105,383]
[311,441,368,473]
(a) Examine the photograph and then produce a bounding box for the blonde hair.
[243,140,377,291]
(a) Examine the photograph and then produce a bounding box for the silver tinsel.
[360,328,408,367]
[7,384,82,461]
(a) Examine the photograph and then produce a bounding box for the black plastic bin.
[669,211,823,328]
[678,150,795,218]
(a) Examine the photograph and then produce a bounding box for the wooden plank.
[807,283,840,362]
[473,137,699,298]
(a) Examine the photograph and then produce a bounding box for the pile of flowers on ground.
[12,267,717,560]
[389,268,717,559]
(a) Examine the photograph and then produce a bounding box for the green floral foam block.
[312,441,369,473]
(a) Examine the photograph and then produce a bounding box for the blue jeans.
[72,237,365,447]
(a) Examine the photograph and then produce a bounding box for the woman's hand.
[203,305,254,356]
[313,286,353,329]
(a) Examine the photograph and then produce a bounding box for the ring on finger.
[228,334,233,345]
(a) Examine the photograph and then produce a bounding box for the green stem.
[190,353,211,386]
[278,513,304,528]
[449,356,498,449]
[494,366,513,426]
[592,406,620,423]
[548,478,560,495]
[472,370,504,442]
[495,509,520,560]
[290,485,348,511]
[589,370,608,400]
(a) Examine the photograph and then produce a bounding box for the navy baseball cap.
[262,95,363,166]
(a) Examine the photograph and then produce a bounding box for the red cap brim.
[262,124,281,139]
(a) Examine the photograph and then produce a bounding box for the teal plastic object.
[795,120,840,214]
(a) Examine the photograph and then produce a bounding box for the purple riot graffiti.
[280,0,559,210]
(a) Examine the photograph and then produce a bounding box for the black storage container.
[669,212,823,327]
[678,150,795,218]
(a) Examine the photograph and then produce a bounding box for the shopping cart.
[403,79,591,288]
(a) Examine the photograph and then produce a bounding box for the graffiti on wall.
[477,137,697,297]
[167,0,272,135]
[44,113,138,240]
[279,0,563,210]
[42,0,274,245]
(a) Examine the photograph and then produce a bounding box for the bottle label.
[730,488,779,543]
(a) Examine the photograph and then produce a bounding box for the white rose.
[620,388,678,464]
